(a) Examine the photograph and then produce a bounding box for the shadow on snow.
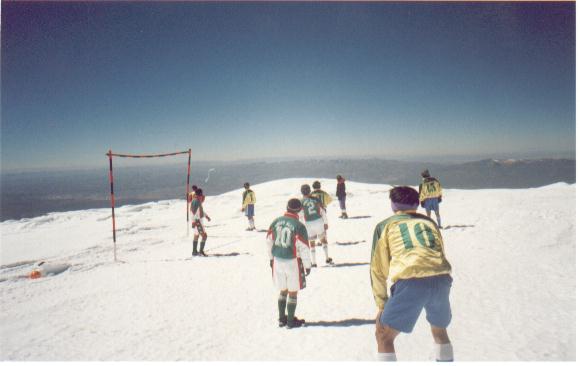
[335,240,366,246]
[327,262,369,268]
[306,318,375,327]
[442,224,475,229]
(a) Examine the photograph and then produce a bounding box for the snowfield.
[0,178,575,361]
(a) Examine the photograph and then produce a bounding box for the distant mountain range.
[0,158,575,220]
[203,158,575,190]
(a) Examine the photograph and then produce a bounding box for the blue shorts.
[245,204,254,217]
[380,274,452,333]
[423,198,440,212]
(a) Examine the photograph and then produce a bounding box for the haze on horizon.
[1,2,575,172]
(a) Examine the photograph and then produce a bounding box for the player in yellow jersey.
[311,181,333,208]
[370,186,453,362]
[419,170,443,228]
[241,182,256,231]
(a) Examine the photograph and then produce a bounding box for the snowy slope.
[0,179,575,361]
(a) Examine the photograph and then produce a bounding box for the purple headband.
[391,201,419,212]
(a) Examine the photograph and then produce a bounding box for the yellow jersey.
[419,177,442,202]
[370,212,451,310]
[242,189,256,208]
[311,189,333,208]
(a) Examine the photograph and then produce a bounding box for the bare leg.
[430,326,450,344]
[376,315,400,353]
[431,326,453,361]
[434,210,442,228]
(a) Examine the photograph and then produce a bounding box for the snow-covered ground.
[0,179,575,361]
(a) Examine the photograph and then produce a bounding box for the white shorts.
[272,257,302,292]
[305,218,326,240]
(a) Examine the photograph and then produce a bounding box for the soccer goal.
[106,149,191,262]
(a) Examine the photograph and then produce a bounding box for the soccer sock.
[278,293,287,320]
[310,248,317,265]
[200,240,206,252]
[435,343,453,362]
[376,353,397,361]
[322,244,329,260]
[192,239,198,253]
[436,215,442,228]
[287,295,297,322]
[250,218,255,229]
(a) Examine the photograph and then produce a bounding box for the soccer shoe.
[311,263,317,268]
[245,227,253,231]
[286,318,305,329]
[192,251,198,256]
[278,315,287,327]
[326,257,334,265]
[199,251,208,257]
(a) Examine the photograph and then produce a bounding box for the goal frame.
[106,149,192,262]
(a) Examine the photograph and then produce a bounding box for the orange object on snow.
[29,270,42,279]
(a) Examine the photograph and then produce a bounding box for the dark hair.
[336,175,342,180]
[287,198,302,213]
[300,184,311,196]
[389,186,419,205]
[421,169,430,178]
[192,185,198,190]
[195,188,203,196]
[312,181,321,189]
[243,182,250,188]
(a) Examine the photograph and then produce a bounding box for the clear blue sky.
[1,2,575,171]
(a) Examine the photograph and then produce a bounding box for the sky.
[1,2,576,172]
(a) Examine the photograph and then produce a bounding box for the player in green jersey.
[300,184,332,267]
[266,198,312,329]
[191,188,211,256]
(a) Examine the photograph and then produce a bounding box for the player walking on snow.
[241,182,256,231]
[191,188,211,257]
[266,198,312,329]
[370,186,453,362]
[419,170,443,228]
[300,184,332,267]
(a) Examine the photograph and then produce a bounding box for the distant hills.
[206,158,575,190]
[0,158,575,220]
[431,158,576,189]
